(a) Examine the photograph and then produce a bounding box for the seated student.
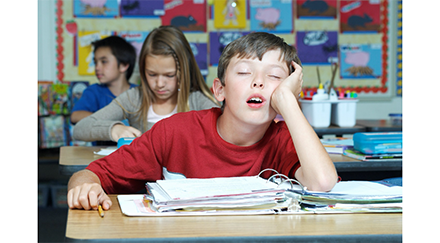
[73,26,220,143]
[67,32,338,211]
[70,36,138,124]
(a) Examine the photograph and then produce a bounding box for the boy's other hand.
[111,124,142,141]
[271,61,303,114]
[67,183,112,210]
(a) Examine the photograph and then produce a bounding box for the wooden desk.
[59,146,402,175]
[65,195,401,242]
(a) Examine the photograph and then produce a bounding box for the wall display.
[55,0,397,100]
[339,0,381,33]
[296,0,337,19]
[209,31,250,66]
[213,0,247,29]
[339,44,382,79]
[76,30,113,75]
[161,0,207,32]
[120,0,165,17]
[249,0,293,33]
[118,31,150,64]
[396,0,402,97]
[296,31,338,64]
[73,0,119,18]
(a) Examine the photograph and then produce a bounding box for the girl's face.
[144,54,179,103]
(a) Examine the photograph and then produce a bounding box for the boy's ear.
[118,63,129,73]
[212,78,225,102]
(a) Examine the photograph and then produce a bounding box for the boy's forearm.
[276,91,338,191]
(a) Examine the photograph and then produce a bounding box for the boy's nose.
[95,63,101,70]
[251,80,264,88]
[252,82,263,88]
[251,73,265,88]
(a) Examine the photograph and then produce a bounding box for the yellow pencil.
[98,205,104,218]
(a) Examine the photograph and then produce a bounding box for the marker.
[98,205,105,218]
[338,89,345,99]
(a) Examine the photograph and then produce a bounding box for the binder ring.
[257,168,280,178]
[267,174,305,195]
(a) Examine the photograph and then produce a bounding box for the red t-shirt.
[87,108,300,194]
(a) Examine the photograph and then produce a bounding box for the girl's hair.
[136,26,219,129]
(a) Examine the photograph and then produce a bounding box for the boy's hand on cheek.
[271,61,303,114]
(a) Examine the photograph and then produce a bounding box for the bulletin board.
[54,0,400,100]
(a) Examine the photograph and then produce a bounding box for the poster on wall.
[77,31,113,75]
[339,0,381,33]
[161,0,207,32]
[296,31,338,64]
[339,44,382,79]
[209,31,250,66]
[213,0,247,29]
[55,0,394,98]
[120,0,165,17]
[118,31,149,63]
[73,0,119,18]
[249,0,293,33]
[296,0,337,19]
[190,43,208,76]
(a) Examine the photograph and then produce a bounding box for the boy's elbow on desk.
[313,175,338,192]
[296,168,338,192]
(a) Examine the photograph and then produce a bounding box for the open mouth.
[246,94,266,107]
[247,97,263,104]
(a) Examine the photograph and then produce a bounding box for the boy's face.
[94,47,128,84]
[215,49,290,125]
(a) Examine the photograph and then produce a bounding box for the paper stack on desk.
[288,180,402,213]
[117,175,402,216]
[145,176,301,214]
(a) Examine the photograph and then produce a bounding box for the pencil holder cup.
[331,99,358,127]
[299,99,332,127]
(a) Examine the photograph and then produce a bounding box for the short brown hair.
[217,32,302,86]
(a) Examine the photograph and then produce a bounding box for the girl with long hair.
[73,26,220,142]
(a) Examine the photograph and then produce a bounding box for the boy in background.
[67,32,338,211]
[70,36,137,124]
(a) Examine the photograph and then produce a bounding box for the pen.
[98,205,105,218]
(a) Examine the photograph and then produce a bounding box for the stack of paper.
[117,176,403,216]
[143,176,300,214]
[288,180,402,213]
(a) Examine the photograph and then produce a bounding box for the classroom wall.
[38,0,402,120]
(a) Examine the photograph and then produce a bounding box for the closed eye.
[269,75,281,79]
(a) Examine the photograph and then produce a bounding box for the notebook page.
[155,176,279,200]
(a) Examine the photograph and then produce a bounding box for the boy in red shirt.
[67,32,338,211]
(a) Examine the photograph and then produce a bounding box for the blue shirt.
[72,83,138,113]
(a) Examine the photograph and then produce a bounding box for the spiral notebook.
[117,169,402,216]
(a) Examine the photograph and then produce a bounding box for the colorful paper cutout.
[120,0,165,17]
[339,0,381,33]
[161,0,207,32]
[209,31,250,66]
[250,0,293,33]
[296,31,338,64]
[190,43,208,76]
[213,0,247,29]
[340,44,382,79]
[73,0,119,18]
[296,0,337,19]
